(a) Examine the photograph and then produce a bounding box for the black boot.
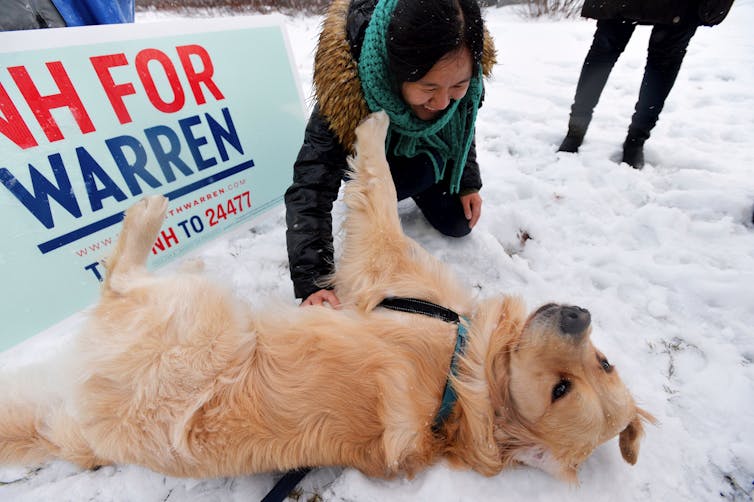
[558,131,585,153]
[557,116,589,153]
[622,136,645,169]
[621,22,696,171]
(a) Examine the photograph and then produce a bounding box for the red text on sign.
[205,191,251,227]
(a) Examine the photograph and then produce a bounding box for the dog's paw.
[124,195,168,234]
[355,111,389,151]
[145,195,169,219]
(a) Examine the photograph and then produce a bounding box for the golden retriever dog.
[0,111,651,482]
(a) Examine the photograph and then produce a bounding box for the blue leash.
[431,318,469,432]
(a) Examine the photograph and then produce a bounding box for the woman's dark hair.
[386,0,485,83]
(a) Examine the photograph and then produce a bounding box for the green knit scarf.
[358,0,483,194]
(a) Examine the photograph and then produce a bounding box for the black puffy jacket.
[581,0,734,26]
[284,0,491,299]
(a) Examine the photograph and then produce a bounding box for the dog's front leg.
[344,111,402,236]
[336,112,412,309]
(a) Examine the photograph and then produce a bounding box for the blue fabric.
[432,316,469,431]
[50,0,134,26]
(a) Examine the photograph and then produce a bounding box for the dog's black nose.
[560,306,591,335]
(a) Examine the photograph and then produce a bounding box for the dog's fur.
[0,112,651,481]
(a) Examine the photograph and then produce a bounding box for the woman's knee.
[413,184,472,237]
[423,210,472,237]
[440,221,472,238]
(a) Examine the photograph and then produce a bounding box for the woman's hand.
[460,191,482,229]
[301,289,341,308]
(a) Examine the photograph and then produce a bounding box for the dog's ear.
[619,407,655,464]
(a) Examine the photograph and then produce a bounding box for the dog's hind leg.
[104,195,169,292]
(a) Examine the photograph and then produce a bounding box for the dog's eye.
[600,358,613,373]
[551,379,571,402]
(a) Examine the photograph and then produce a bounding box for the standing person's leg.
[559,20,635,152]
[622,21,698,168]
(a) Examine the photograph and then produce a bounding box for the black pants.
[569,19,698,140]
[388,153,471,238]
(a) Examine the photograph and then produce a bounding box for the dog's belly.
[73,282,452,478]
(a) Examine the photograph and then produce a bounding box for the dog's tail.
[0,355,98,469]
[0,401,59,466]
[0,396,101,469]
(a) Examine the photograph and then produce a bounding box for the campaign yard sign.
[0,17,306,352]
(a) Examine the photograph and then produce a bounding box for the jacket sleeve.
[285,105,349,299]
[0,0,65,30]
[459,137,482,194]
[581,0,696,25]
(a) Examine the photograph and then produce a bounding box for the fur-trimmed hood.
[313,0,497,153]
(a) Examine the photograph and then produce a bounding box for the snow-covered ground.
[1,2,753,501]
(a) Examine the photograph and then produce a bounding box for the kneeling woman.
[285,0,496,306]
